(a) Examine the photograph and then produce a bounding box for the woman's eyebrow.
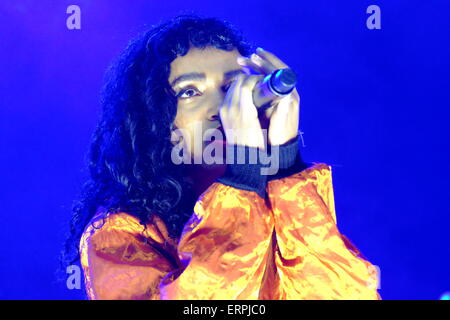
[170,69,245,88]
[170,72,205,88]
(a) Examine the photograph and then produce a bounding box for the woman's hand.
[219,74,266,149]
[237,48,300,146]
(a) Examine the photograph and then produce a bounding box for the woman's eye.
[176,84,231,98]
[177,87,200,99]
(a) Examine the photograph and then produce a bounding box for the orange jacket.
[79,157,381,300]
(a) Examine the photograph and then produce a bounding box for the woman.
[63,14,381,300]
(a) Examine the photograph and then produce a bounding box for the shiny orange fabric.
[80,162,382,300]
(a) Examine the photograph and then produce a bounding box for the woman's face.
[168,46,244,165]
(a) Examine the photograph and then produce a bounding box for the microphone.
[252,68,297,110]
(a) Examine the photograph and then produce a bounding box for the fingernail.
[236,56,246,64]
[251,53,261,61]
[256,47,264,52]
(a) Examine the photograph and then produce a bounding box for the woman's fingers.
[222,74,244,112]
[220,74,265,148]
[240,75,264,113]
[255,48,299,105]
[250,53,277,74]
[237,48,291,80]
[223,74,264,108]
[255,47,289,69]
[237,56,266,75]
[233,48,300,146]
[237,55,275,75]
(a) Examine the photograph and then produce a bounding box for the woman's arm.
[266,137,381,300]
[80,145,275,300]
[159,144,275,299]
[79,212,178,300]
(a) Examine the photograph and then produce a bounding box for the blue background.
[0,0,449,299]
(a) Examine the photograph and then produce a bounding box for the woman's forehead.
[169,47,241,82]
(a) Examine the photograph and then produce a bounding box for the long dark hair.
[61,14,254,267]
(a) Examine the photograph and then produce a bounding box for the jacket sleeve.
[80,145,275,300]
[79,211,179,300]
[266,137,382,300]
[159,144,274,299]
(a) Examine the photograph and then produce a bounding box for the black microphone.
[252,68,297,110]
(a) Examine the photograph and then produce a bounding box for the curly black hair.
[61,13,255,268]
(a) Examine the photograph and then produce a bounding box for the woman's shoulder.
[79,208,176,253]
[305,162,334,179]
[79,209,181,299]
[282,161,333,182]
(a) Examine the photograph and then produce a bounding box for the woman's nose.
[206,90,226,121]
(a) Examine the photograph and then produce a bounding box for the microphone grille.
[271,68,297,94]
